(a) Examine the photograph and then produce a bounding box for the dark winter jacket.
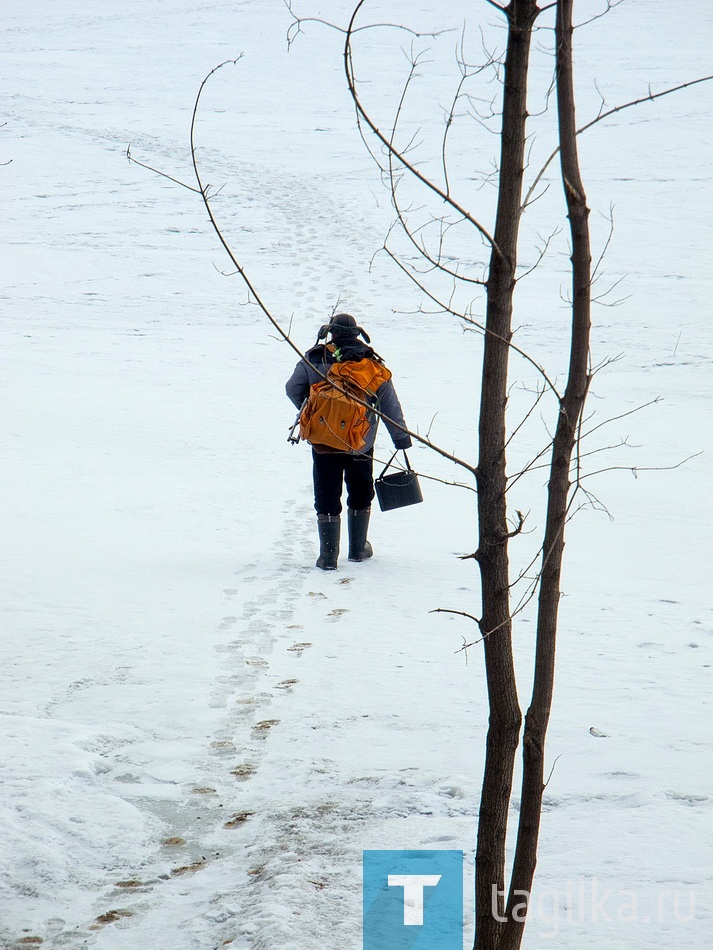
[285,344,412,454]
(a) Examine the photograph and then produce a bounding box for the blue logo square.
[363,850,464,949]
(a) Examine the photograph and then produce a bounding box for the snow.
[2,0,712,947]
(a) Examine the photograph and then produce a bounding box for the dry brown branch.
[523,74,713,210]
[577,451,703,482]
[126,144,200,193]
[383,245,562,400]
[185,62,479,473]
[284,0,446,49]
[344,0,503,259]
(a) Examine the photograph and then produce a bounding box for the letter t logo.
[363,850,463,949]
[387,874,442,925]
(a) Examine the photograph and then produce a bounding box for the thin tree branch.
[577,451,702,482]
[126,144,201,193]
[523,74,713,210]
[284,0,447,49]
[180,60,477,472]
[344,0,503,259]
[430,607,481,624]
[383,244,563,400]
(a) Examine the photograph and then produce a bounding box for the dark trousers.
[312,449,374,515]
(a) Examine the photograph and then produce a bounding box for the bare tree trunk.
[473,2,538,947]
[500,2,592,947]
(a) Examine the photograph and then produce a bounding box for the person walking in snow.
[286,313,412,571]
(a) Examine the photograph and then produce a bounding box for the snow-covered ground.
[2,1,712,947]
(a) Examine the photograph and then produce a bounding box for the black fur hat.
[317,313,371,344]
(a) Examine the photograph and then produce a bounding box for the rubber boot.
[347,507,374,562]
[316,514,340,570]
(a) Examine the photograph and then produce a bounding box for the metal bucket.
[374,452,423,512]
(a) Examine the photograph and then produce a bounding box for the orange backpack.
[299,359,392,452]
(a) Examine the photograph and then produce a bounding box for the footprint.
[274,679,298,690]
[223,811,253,829]
[230,763,257,781]
[214,642,240,653]
[326,608,349,622]
[252,719,280,738]
[210,740,237,755]
[287,642,312,654]
[91,909,134,928]
[171,860,209,876]
[267,609,294,621]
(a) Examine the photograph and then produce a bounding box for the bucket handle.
[378,449,413,479]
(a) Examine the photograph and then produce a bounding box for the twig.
[523,74,713,210]
[344,0,503,259]
[126,144,200,193]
